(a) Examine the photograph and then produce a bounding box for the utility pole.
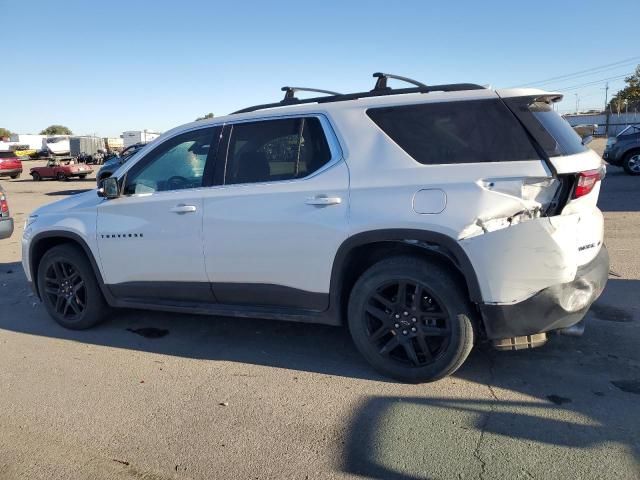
[604,81,611,136]
[575,93,579,114]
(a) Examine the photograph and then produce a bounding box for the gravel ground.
[0,141,638,479]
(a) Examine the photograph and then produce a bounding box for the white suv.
[22,73,609,382]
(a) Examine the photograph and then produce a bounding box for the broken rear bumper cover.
[479,245,609,341]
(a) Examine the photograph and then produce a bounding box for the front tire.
[37,244,109,329]
[622,150,640,175]
[10,173,19,179]
[56,172,67,181]
[79,174,87,179]
[348,256,475,383]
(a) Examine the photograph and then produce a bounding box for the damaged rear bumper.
[479,245,609,343]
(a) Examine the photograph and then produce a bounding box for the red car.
[0,151,24,179]
[30,159,93,181]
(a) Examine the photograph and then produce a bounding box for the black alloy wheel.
[348,256,475,383]
[37,244,109,329]
[42,260,87,321]
[364,279,451,367]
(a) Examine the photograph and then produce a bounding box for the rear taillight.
[573,168,603,198]
[0,193,8,217]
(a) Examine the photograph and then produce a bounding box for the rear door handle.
[170,204,197,214]
[305,196,342,206]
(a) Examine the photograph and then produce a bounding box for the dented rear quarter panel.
[460,215,580,304]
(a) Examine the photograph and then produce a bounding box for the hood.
[32,189,102,216]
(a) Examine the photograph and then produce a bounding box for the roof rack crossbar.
[372,72,428,91]
[281,86,342,101]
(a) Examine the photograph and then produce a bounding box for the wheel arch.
[29,231,113,304]
[622,147,640,160]
[329,229,482,325]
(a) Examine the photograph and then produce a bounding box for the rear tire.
[79,174,87,179]
[37,244,109,329]
[348,256,475,383]
[10,173,19,179]
[622,150,640,175]
[31,172,41,181]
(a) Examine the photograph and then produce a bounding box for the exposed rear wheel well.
[335,240,475,326]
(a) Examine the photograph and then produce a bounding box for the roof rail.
[232,73,485,114]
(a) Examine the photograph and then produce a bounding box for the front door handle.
[305,196,342,206]
[170,204,197,214]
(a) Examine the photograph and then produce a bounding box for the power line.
[516,56,640,87]
[525,61,637,87]
[552,73,631,92]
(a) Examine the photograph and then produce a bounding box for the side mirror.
[582,135,593,146]
[99,176,120,199]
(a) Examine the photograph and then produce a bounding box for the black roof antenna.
[372,72,428,92]
[281,86,342,103]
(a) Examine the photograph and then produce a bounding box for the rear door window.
[366,99,540,164]
[224,117,331,185]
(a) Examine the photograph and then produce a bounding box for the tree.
[40,125,73,135]
[608,65,640,113]
[0,127,11,139]
[195,113,214,121]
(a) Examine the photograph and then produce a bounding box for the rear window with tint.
[0,151,18,158]
[503,98,588,157]
[528,102,587,156]
[366,99,540,165]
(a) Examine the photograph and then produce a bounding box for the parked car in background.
[0,151,24,179]
[96,142,147,186]
[30,158,93,181]
[0,183,14,239]
[603,124,640,175]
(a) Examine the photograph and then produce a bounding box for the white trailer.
[9,134,46,150]
[42,135,71,155]
[121,130,161,148]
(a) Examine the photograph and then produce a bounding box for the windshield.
[617,125,640,137]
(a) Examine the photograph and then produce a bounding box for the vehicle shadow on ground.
[1,262,638,478]
[0,261,383,382]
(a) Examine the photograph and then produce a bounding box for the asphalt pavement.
[0,143,638,479]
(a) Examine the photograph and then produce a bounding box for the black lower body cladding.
[479,246,609,340]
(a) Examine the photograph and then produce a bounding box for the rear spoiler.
[495,88,563,104]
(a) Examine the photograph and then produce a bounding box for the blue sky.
[1,0,638,137]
